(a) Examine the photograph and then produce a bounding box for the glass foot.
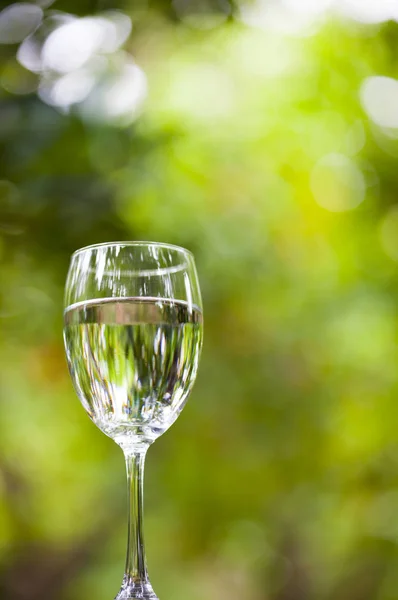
[115,577,159,600]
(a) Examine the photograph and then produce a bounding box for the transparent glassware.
[63,241,203,600]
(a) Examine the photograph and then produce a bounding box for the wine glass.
[63,241,203,600]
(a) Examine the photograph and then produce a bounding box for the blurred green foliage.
[1,1,398,599]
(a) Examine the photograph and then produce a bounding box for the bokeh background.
[1,0,398,599]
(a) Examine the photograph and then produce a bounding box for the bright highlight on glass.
[63,242,203,600]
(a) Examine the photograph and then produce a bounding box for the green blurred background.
[2,0,398,598]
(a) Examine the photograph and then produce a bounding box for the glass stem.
[124,446,149,585]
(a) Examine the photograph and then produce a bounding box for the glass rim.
[71,241,195,259]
